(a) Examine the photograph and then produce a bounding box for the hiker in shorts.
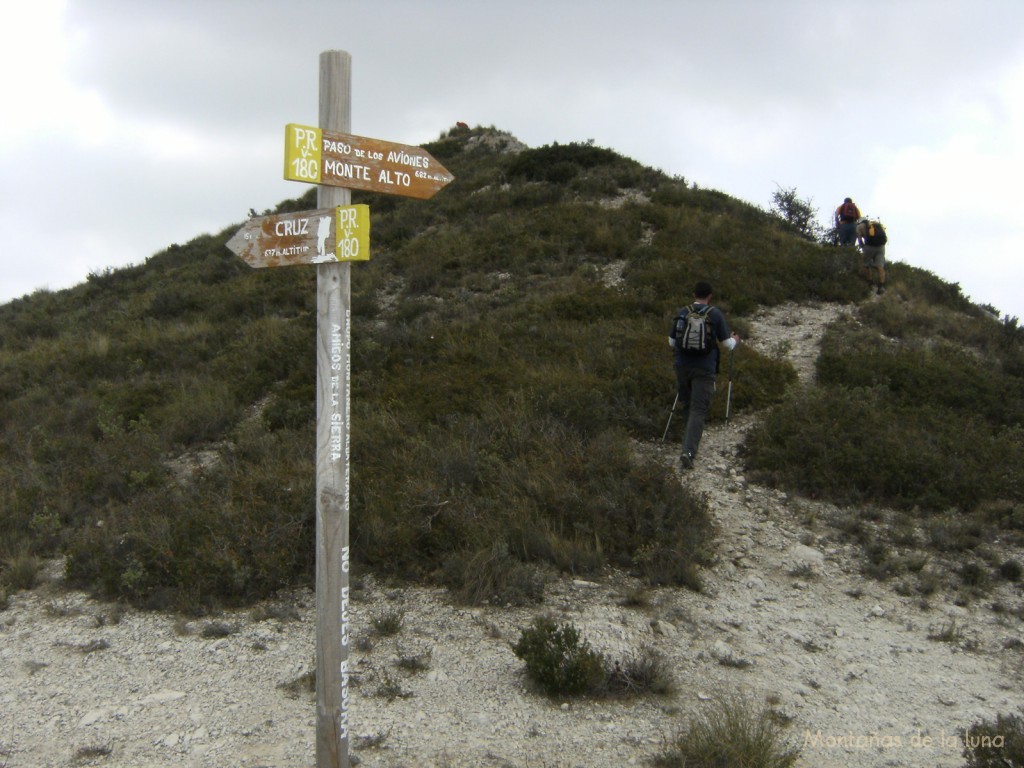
[856,217,887,294]
[668,282,740,470]
[834,197,860,246]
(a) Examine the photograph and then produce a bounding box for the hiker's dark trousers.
[838,221,857,246]
[675,367,716,459]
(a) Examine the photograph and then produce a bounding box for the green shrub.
[200,621,239,639]
[654,695,800,768]
[769,185,825,243]
[961,712,1024,767]
[353,402,715,591]
[884,262,975,314]
[396,646,432,673]
[959,561,991,591]
[927,512,986,552]
[2,550,42,591]
[64,426,316,611]
[998,559,1023,582]
[441,544,546,606]
[928,619,965,644]
[505,142,632,184]
[512,617,606,697]
[633,543,704,591]
[817,317,1024,427]
[604,645,675,696]
[370,609,405,637]
[745,386,1024,513]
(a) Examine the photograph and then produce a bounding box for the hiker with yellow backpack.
[856,216,888,295]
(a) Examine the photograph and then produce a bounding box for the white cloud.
[0,0,114,146]
[864,52,1024,314]
[2,0,1024,320]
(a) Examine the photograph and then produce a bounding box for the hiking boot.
[680,452,694,470]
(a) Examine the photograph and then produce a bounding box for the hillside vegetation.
[1,126,1021,612]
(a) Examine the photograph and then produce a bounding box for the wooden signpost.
[284,123,454,199]
[311,51,354,768]
[226,205,370,268]
[227,49,452,768]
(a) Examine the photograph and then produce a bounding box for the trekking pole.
[661,392,679,441]
[724,347,736,425]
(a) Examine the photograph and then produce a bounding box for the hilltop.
[1,125,1023,766]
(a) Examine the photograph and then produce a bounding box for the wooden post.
[315,49,352,768]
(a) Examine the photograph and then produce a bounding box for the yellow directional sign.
[226,205,370,268]
[284,123,454,199]
[334,204,370,261]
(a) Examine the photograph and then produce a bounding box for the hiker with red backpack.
[834,197,861,246]
[856,217,888,294]
[668,282,740,470]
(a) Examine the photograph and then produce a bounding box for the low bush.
[441,543,546,606]
[961,712,1024,767]
[2,551,42,592]
[512,617,606,697]
[653,694,800,768]
[604,645,675,696]
[512,617,675,699]
[998,559,1023,582]
[370,609,405,637]
[64,426,316,611]
[505,142,634,185]
[353,403,716,592]
[817,317,1024,428]
[745,386,1024,514]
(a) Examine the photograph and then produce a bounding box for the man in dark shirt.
[669,282,741,469]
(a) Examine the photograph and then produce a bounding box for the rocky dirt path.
[653,301,1024,768]
[2,301,1022,768]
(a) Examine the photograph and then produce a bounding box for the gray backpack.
[674,304,713,356]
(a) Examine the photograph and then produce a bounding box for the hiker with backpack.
[833,197,861,246]
[668,282,740,470]
[856,216,888,294]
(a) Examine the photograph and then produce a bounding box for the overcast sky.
[2,0,1022,319]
